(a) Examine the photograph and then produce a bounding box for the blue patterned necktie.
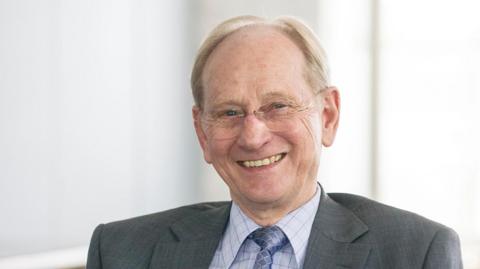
[249,225,288,269]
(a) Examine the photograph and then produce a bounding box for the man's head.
[191,16,340,219]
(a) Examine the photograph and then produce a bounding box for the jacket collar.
[170,203,231,241]
[303,187,371,269]
[149,202,230,269]
[150,186,372,269]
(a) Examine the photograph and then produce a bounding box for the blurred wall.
[1,1,479,268]
[0,0,199,256]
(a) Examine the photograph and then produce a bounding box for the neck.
[234,184,317,227]
[238,205,287,226]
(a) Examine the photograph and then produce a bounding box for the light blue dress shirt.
[209,185,321,269]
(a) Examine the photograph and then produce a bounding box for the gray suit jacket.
[87,189,463,268]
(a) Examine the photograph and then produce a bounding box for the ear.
[192,106,212,163]
[320,87,340,147]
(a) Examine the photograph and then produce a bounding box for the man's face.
[193,26,339,213]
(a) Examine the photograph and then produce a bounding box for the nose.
[236,114,272,150]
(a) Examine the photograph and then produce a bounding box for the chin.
[243,186,287,204]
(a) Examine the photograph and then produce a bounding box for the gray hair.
[191,15,330,108]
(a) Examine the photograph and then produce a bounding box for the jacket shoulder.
[102,201,230,240]
[327,192,448,232]
[87,202,230,268]
[327,193,461,268]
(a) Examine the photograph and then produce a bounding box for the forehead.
[202,26,312,106]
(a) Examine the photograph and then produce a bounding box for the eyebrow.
[260,91,299,103]
[208,98,244,108]
[209,90,301,108]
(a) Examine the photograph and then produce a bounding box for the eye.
[272,102,288,109]
[265,102,292,113]
[225,110,238,116]
[217,108,243,118]
[261,101,301,119]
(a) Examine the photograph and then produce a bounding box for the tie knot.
[249,226,288,254]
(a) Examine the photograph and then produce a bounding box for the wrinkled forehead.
[201,25,313,107]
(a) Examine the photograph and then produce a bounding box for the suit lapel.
[149,203,231,269]
[303,189,371,269]
[149,188,372,269]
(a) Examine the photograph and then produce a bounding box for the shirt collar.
[218,201,260,268]
[276,185,320,266]
[219,184,321,268]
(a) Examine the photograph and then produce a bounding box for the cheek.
[290,117,322,178]
[284,117,322,171]
[206,138,234,162]
[298,115,323,149]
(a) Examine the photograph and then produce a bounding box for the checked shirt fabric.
[249,225,289,269]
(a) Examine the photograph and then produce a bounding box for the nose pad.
[236,114,272,150]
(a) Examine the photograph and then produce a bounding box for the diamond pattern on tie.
[249,225,288,269]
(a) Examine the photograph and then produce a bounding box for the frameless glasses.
[200,92,323,140]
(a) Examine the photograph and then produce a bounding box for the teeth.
[242,154,283,168]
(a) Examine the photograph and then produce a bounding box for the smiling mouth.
[237,153,286,168]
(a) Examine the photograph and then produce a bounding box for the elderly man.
[87,16,462,269]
